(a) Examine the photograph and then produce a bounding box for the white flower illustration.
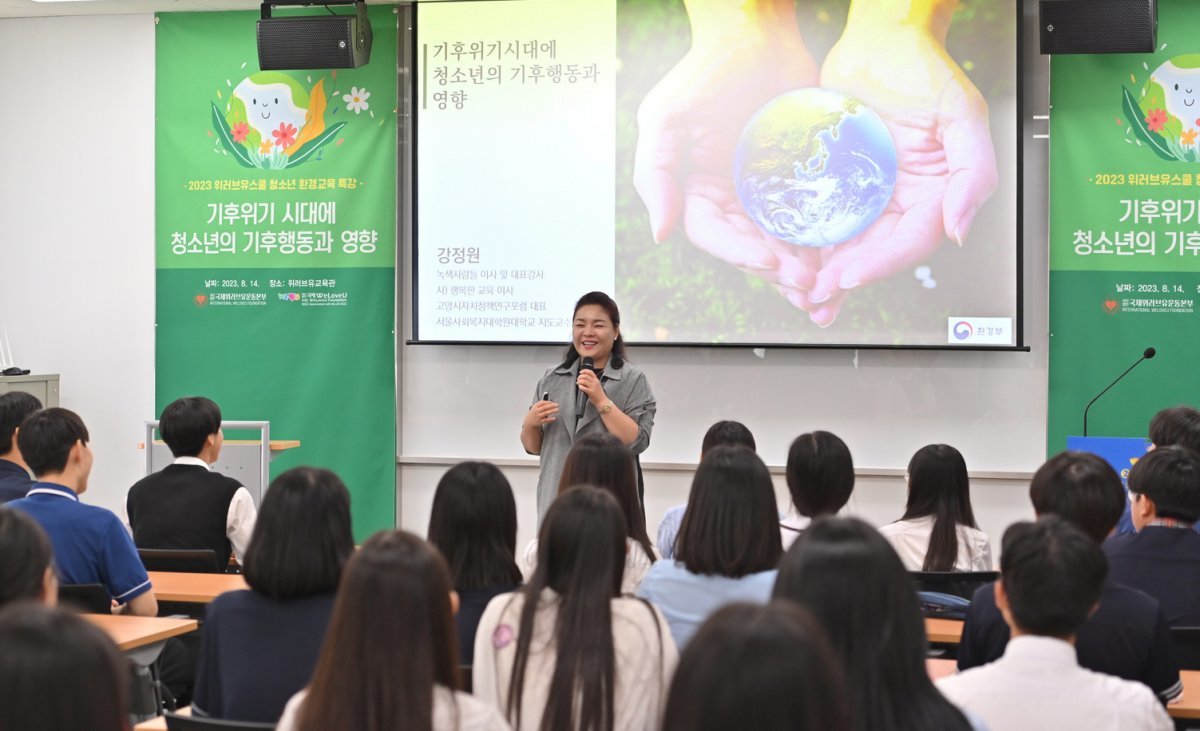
[343,86,370,114]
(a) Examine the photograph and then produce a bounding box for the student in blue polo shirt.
[7,408,158,616]
[0,392,41,504]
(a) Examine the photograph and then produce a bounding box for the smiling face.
[1151,59,1200,132]
[232,79,309,142]
[573,304,619,368]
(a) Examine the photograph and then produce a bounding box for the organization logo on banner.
[1104,299,1120,313]
[946,317,1012,345]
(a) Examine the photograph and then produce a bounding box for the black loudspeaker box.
[1039,0,1157,54]
[257,6,373,70]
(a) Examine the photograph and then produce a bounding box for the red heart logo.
[195,295,208,307]
[1103,299,1118,312]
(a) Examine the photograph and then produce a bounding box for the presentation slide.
[414,0,1019,348]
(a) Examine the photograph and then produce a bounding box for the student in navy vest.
[127,397,256,567]
[0,391,41,504]
[1116,405,1200,535]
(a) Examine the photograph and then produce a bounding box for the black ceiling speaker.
[1039,0,1157,54]
[257,0,373,70]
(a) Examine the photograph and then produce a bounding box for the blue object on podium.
[1066,436,1151,535]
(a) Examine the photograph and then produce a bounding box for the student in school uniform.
[0,391,40,504]
[779,431,854,549]
[1115,404,1200,535]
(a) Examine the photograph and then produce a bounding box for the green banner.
[155,9,397,539]
[1048,0,1200,453]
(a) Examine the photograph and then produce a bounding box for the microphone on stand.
[575,356,595,426]
[1083,347,1156,436]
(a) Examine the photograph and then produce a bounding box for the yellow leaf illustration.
[286,78,327,155]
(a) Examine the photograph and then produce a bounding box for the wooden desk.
[148,571,247,604]
[84,614,198,652]
[925,617,965,644]
[133,706,190,731]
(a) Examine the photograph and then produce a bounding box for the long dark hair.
[0,508,53,608]
[428,461,522,591]
[507,486,662,731]
[773,518,972,731]
[662,602,852,731]
[675,446,782,576]
[0,605,129,731]
[901,445,978,572]
[557,433,654,563]
[243,467,355,600]
[560,291,627,369]
[297,531,459,731]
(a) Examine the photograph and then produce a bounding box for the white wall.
[0,14,156,517]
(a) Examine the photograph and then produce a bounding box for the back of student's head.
[427,461,522,592]
[557,432,653,562]
[662,601,852,731]
[1000,516,1107,638]
[159,396,222,458]
[1149,405,1200,454]
[510,486,631,730]
[700,420,756,458]
[675,446,781,577]
[903,444,977,571]
[1028,451,1124,543]
[0,391,41,456]
[786,431,854,518]
[298,531,457,731]
[1129,445,1200,523]
[0,604,128,731]
[243,466,354,600]
[16,407,88,478]
[0,509,54,609]
[773,517,971,731]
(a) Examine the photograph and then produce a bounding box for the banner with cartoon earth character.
[1048,0,1200,454]
[155,8,397,539]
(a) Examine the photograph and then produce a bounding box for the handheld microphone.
[1082,347,1156,436]
[576,356,595,424]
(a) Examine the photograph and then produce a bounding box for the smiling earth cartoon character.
[228,72,311,151]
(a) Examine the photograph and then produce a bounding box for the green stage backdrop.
[155,9,397,539]
[1049,0,1200,453]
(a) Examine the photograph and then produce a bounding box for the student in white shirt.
[476,486,677,731]
[878,444,992,571]
[780,431,855,549]
[938,516,1173,731]
[277,530,509,731]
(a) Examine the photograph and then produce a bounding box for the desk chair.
[139,549,222,574]
[910,570,999,601]
[58,583,111,614]
[163,711,275,730]
[1170,627,1200,671]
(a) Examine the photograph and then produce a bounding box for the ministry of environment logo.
[211,70,372,170]
[1124,53,1200,162]
[952,321,973,340]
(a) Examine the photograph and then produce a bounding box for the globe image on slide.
[734,88,897,248]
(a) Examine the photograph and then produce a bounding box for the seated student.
[656,420,756,560]
[127,396,256,566]
[1105,445,1200,626]
[939,517,1173,731]
[193,466,354,723]
[427,461,523,665]
[276,531,508,731]
[523,433,657,594]
[0,604,130,731]
[662,602,852,731]
[0,508,56,608]
[878,444,992,571]
[957,451,1182,704]
[475,486,677,731]
[7,408,158,616]
[1116,404,1200,535]
[638,446,781,648]
[780,431,854,549]
[0,392,41,503]
[773,518,975,731]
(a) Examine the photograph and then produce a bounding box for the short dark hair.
[0,605,128,731]
[0,509,53,608]
[427,461,522,591]
[561,291,627,369]
[1028,451,1125,543]
[675,446,782,577]
[700,420,756,458]
[786,431,854,518]
[0,392,41,455]
[17,408,89,478]
[662,602,852,731]
[243,467,354,600]
[1149,405,1200,454]
[159,397,222,458]
[1129,445,1200,523]
[1000,517,1107,638]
